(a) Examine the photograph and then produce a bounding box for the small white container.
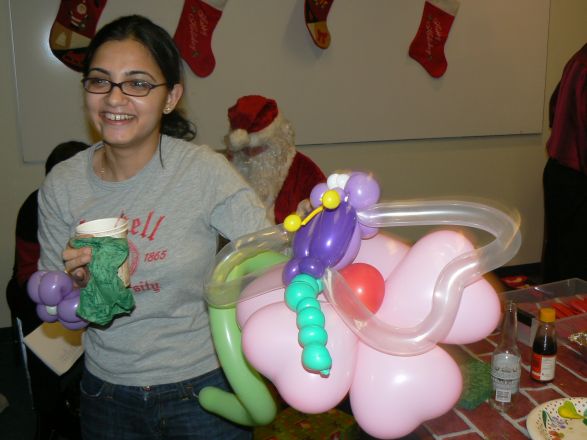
[75,218,130,286]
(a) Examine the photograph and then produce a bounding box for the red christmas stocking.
[409,0,460,78]
[305,0,335,49]
[49,0,108,72]
[173,0,228,77]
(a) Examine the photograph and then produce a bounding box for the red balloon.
[339,263,385,313]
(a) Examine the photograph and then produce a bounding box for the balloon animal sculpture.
[203,171,521,439]
[27,270,88,330]
[25,170,521,439]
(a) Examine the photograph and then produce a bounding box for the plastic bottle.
[530,307,557,382]
[490,301,521,412]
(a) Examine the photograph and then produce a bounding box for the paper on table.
[24,322,84,376]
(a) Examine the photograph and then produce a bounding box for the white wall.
[1,0,586,328]
[12,0,551,162]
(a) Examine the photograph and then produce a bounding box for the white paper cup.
[75,218,130,286]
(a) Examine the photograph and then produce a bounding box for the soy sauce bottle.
[530,307,557,382]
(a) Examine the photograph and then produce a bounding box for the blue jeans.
[80,367,252,440]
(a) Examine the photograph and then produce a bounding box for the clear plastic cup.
[75,217,130,286]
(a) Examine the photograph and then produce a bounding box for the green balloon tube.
[200,251,289,426]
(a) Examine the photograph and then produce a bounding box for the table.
[413,332,587,439]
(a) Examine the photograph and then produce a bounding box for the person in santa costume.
[225,95,326,224]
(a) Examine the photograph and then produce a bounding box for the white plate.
[526,397,587,440]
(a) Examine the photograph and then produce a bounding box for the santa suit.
[274,151,325,224]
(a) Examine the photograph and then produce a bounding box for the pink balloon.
[376,230,501,344]
[352,233,409,280]
[443,275,500,344]
[376,230,470,324]
[350,344,462,439]
[237,229,500,438]
[242,301,358,413]
[236,264,286,328]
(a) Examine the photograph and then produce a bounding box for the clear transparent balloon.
[205,199,521,356]
[205,225,293,307]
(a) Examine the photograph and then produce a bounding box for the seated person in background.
[224,95,326,224]
[6,140,89,440]
[7,140,89,335]
[542,43,587,283]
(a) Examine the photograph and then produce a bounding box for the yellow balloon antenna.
[283,190,341,232]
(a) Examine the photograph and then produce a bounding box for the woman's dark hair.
[83,15,196,141]
[46,140,89,175]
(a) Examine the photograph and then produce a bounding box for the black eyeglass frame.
[81,78,168,97]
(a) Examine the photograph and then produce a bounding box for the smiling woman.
[36,14,270,440]
[82,37,184,181]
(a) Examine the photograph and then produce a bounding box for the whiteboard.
[9,0,550,163]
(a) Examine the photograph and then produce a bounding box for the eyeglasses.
[81,77,167,97]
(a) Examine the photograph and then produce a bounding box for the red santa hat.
[227,95,285,149]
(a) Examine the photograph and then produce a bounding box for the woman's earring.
[163,107,172,114]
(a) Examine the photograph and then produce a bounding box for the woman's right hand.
[63,244,92,288]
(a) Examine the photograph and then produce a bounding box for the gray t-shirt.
[38,135,270,386]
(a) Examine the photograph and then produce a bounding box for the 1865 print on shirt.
[128,210,165,294]
[80,210,167,294]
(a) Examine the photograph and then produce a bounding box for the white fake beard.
[230,137,296,220]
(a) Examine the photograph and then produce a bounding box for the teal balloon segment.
[295,273,323,291]
[284,279,319,311]
[298,325,328,346]
[302,343,332,376]
[296,297,321,312]
[296,306,325,328]
[285,274,332,376]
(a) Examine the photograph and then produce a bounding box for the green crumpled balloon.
[71,237,134,326]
